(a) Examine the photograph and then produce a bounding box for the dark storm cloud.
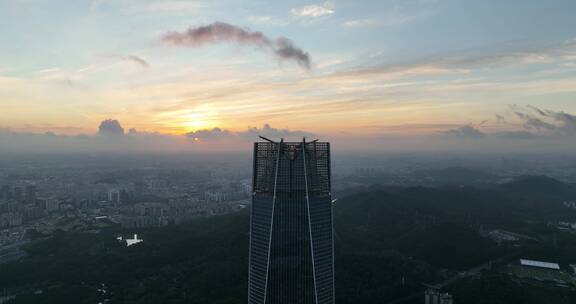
[98,119,125,136]
[161,22,311,70]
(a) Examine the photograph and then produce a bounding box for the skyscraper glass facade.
[248,139,334,304]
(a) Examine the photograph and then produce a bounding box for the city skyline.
[2,0,576,153]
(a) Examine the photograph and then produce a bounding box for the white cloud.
[291,1,334,18]
[343,19,380,28]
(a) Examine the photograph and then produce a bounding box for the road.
[386,252,521,304]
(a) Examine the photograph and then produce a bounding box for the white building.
[125,234,143,247]
[519,259,560,270]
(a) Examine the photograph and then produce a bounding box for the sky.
[1,0,576,153]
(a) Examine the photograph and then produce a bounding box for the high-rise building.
[0,185,10,201]
[108,189,121,204]
[25,185,37,204]
[440,293,454,304]
[425,289,454,304]
[248,138,334,304]
[13,187,23,202]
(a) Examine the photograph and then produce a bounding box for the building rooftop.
[520,259,560,270]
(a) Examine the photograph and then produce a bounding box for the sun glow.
[180,111,220,132]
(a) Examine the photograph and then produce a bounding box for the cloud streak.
[442,125,540,140]
[161,22,311,69]
[516,105,576,136]
[443,106,576,140]
[340,38,576,79]
[123,55,150,68]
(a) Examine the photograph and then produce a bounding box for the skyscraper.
[248,138,334,304]
[25,185,37,204]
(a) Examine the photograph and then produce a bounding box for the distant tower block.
[425,288,454,304]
